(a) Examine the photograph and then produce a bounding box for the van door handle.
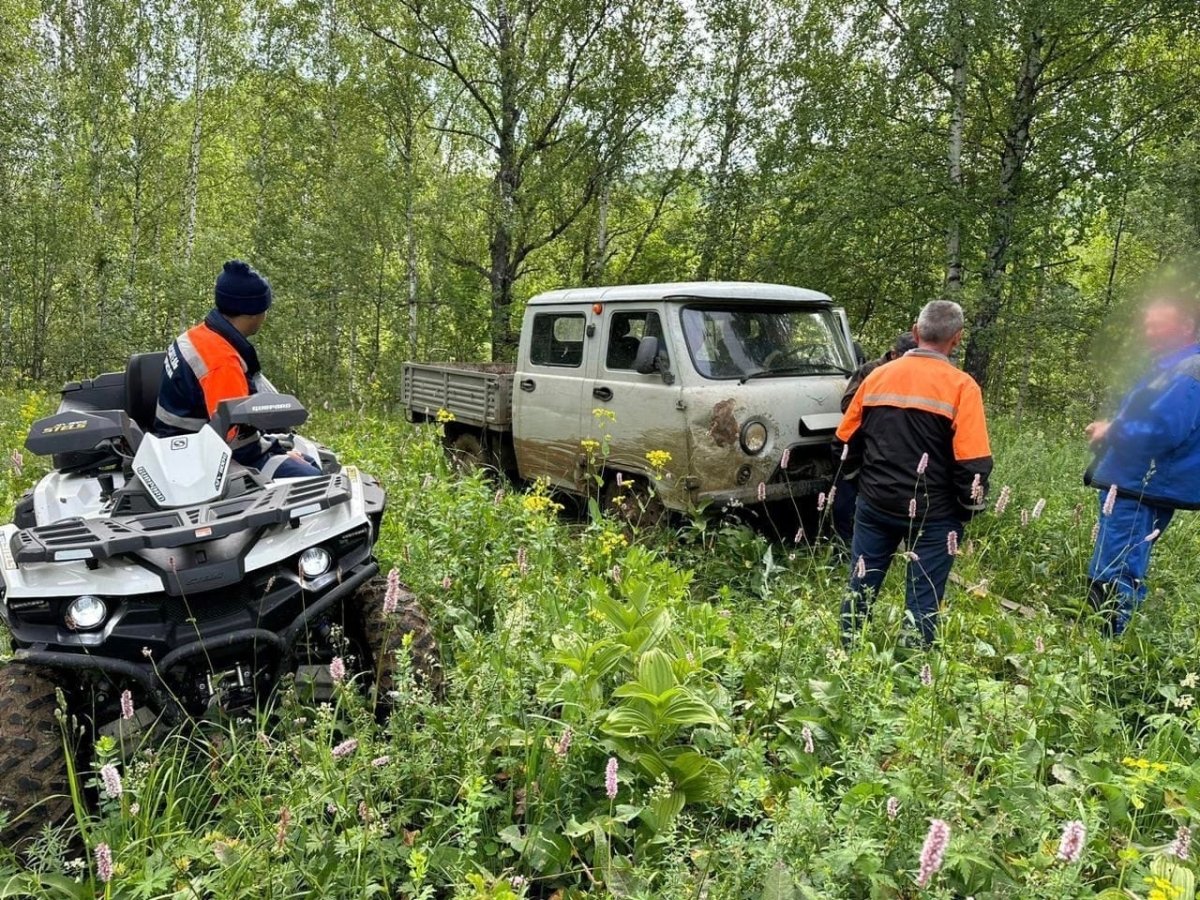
[593,386,613,402]
[519,379,536,392]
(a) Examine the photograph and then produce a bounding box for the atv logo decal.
[213,452,229,490]
[170,437,189,450]
[135,465,167,503]
[251,402,294,412]
[42,419,87,434]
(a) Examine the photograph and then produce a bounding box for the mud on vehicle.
[0,353,440,840]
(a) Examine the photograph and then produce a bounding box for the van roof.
[527,281,832,307]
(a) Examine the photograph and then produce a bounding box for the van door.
[832,307,859,363]
[589,306,686,495]
[512,307,590,491]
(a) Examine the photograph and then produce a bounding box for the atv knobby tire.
[351,575,443,704]
[0,665,72,842]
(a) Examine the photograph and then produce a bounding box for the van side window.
[606,311,668,371]
[530,313,586,367]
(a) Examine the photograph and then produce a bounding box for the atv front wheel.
[0,665,72,842]
[351,575,443,705]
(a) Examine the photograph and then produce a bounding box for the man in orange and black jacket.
[153,260,322,480]
[834,300,993,645]
[831,331,919,547]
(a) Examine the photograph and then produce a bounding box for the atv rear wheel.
[0,665,72,842]
[351,575,443,705]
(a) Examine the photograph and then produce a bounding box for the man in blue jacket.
[1085,291,1200,634]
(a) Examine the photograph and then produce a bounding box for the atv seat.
[125,352,165,431]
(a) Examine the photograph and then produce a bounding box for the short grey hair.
[916,300,964,345]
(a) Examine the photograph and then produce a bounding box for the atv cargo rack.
[10,474,351,564]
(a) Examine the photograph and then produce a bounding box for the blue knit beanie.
[214,260,273,316]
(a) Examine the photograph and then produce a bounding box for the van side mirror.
[634,336,661,374]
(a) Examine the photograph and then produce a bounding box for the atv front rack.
[11,474,352,564]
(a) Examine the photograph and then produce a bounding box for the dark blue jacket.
[1087,344,1200,509]
[154,308,266,465]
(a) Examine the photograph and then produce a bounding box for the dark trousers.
[1088,493,1173,634]
[842,499,964,646]
[831,475,857,548]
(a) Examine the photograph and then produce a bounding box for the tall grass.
[0,388,1197,899]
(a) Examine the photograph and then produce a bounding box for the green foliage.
[0,397,1198,897]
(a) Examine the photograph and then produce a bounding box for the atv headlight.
[299,548,332,579]
[740,420,769,455]
[66,595,107,631]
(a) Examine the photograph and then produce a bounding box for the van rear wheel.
[443,430,494,477]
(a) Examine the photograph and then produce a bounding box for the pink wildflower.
[780,448,791,469]
[1103,484,1118,516]
[908,498,917,519]
[371,755,390,767]
[1021,509,1030,528]
[326,801,338,816]
[1091,522,1100,542]
[100,763,123,800]
[793,526,805,544]
[554,726,573,758]
[517,546,528,575]
[919,663,933,686]
[970,473,984,504]
[1144,529,1161,543]
[827,485,837,508]
[383,568,401,615]
[358,800,373,824]
[817,492,827,512]
[128,802,139,815]
[802,724,815,754]
[855,555,867,580]
[887,796,900,820]
[331,738,358,759]
[276,806,291,849]
[1035,635,1045,653]
[94,842,114,883]
[916,819,951,888]
[605,757,619,799]
[1032,498,1047,519]
[903,550,920,562]
[616,472,624,487]
[120,689,134,721]
[917,452,929,475]
[757,482,767,503]
[1169,825,1191,861]
[946,531,959,556]
[610,564,621,583]
[1057,819,1086,862]
[8,450,22,475]
[994,485,1012,516]
[494,488,506,505]
[329,657,346,684]
[441,575,452,590]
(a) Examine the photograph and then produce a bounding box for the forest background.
[3,0,1200,416]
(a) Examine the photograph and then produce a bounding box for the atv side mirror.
[634,336,661,375]
[212,394,309,438]
[25,410,143,457]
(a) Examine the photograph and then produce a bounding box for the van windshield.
[678,305,853,380]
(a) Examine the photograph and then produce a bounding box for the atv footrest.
[11,474,352,563]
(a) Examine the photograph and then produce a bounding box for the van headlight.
[740,420,769,455]
[299,547,332,579]
[66,595,107,631]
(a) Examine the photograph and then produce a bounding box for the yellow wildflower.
[580,439,601,455]
[645,449,672,472]
[435,408,456,423]
[592,408,617,422]
[1146,875,1181,900]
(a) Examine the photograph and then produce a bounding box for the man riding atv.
[154,259,322,480]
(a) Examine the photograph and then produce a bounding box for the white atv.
[0,353,439,839]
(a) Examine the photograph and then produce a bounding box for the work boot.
[1087,580,1120,636]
